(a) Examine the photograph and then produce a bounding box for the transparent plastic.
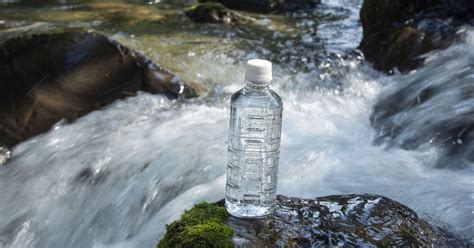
[225,80,283,218]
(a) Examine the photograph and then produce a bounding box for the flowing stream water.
[0,0,472,247]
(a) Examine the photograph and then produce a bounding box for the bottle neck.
[245,80,271,90]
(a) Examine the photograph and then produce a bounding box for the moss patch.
[157,202,234,248]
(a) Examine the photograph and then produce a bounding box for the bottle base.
[225,201,274,218]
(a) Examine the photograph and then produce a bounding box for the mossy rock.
[157,202,234,248]
[185,3,244,24]
[158,195,469,247]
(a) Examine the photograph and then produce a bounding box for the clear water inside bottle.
[226,82,283,218]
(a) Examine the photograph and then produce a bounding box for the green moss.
[157,202,234,248]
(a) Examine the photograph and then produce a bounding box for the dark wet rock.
[370,44,474,169]
[0,31,196,149]
[363,0,474,168]
[226,195,469,247]
[161,195,469,247]
[199,0,319,14]
[186,3,245,24]
[359,0,474,72]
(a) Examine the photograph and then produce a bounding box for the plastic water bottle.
[225,59,283,218]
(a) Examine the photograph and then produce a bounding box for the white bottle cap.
[245,59,272,83]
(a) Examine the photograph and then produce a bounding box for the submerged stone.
[159,195,469,247]
[74,167,109,185]
[0,2,163,25]
[186,3,245,24]
[198,0,319,13]
[0,31,196,150]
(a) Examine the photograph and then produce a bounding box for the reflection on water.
[0,0,472,247]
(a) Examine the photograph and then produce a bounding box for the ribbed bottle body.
[225,85,282,217]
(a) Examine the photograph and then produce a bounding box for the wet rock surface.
[186,3,245,24]
[198,0,319,14]
[0,2,164,25]
[219,195,469,247]
[359,0,474,72]
[0,31,196,150]
[370,36,474,169]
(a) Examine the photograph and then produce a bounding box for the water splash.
[372,28,474,170]
[0,0,472,247]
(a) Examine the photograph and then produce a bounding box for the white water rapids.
[0,0,472,247]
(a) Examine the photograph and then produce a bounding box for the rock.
[359,0,474,72]
[198,0,319,14]
[159,195,469,247]
[186,3,244,24]
[227,195,469,247]
[76,2,164,24]
[0,31,196,150]
[0,2,163,24]
[370,41,474,169]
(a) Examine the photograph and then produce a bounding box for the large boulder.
[370,39,474,169]
[159,195,469,247]
[359,0,474,72]
[0,31,196,150]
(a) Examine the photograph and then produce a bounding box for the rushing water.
[0,0,472,247]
